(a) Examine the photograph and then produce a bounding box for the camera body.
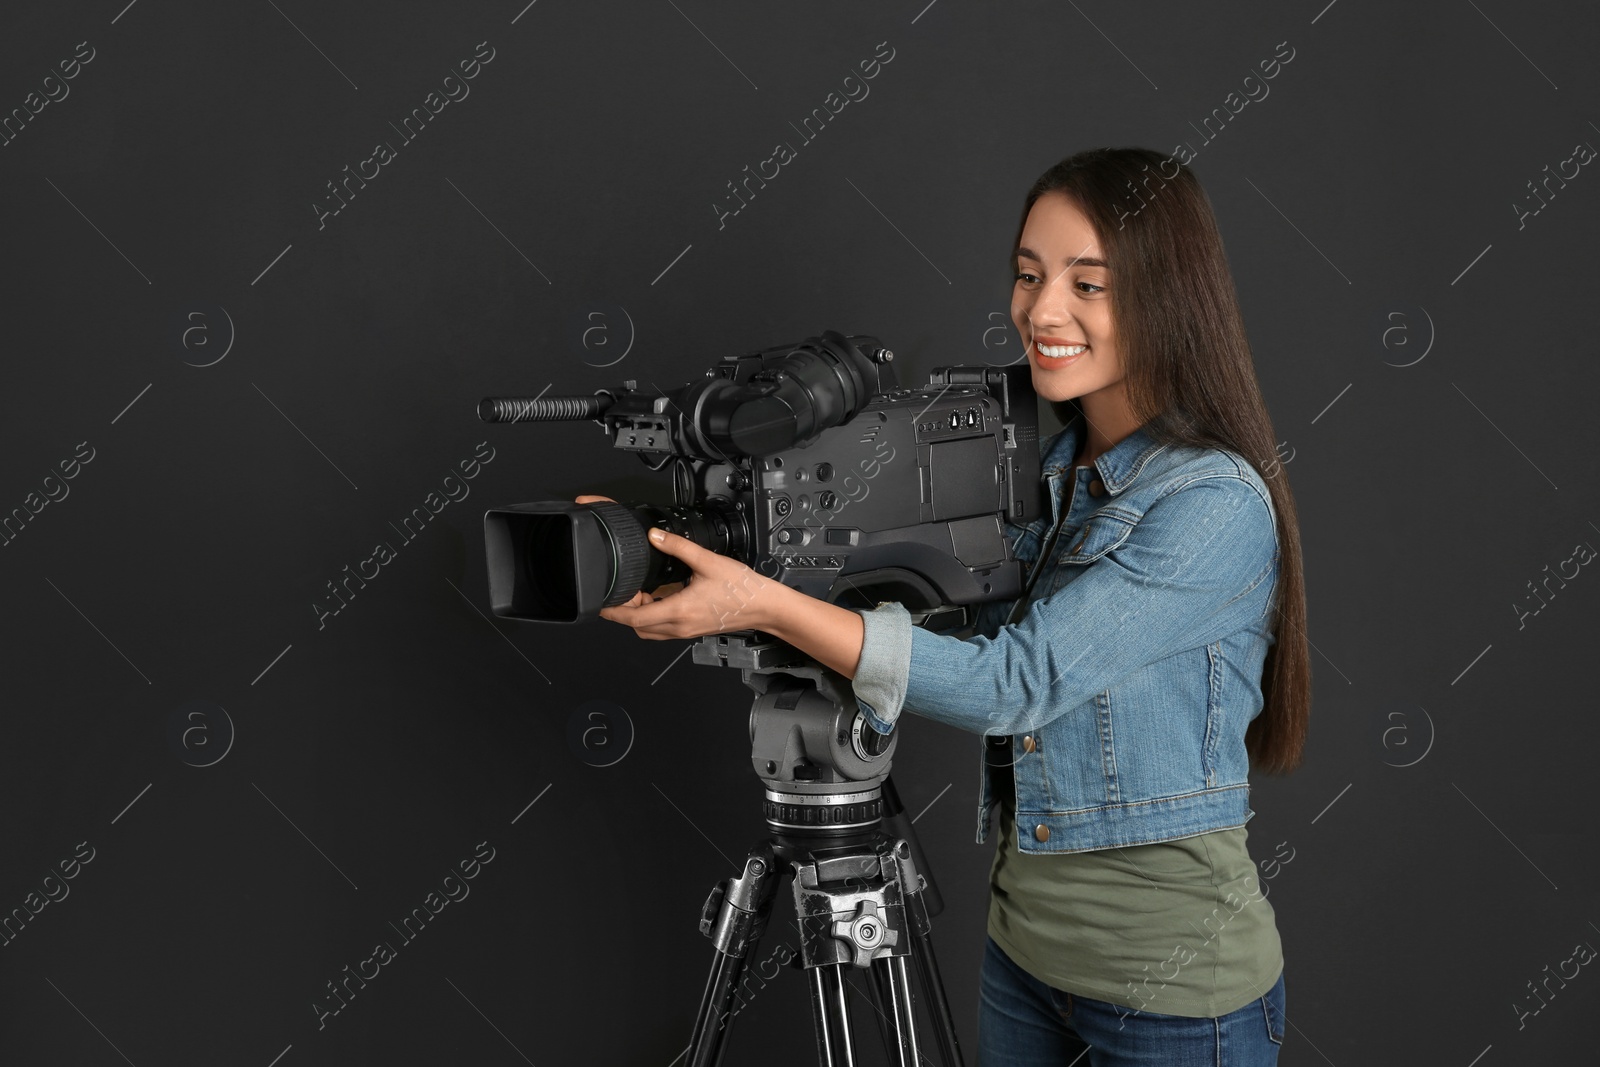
[481,330,1043,626]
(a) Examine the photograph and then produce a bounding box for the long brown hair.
[1013,146,1310,775]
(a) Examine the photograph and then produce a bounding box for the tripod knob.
[830,899,899,969]
[699,884,726,937]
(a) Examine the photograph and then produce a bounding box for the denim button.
[1022,735,1035,753]
[1034,824,1050,842]
[1088,478,1105,497]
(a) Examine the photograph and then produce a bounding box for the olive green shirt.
[986,758,1284,1018]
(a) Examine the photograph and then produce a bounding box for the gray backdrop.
[2,0,1597,1063]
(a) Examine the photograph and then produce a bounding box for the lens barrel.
[483,500,746,622]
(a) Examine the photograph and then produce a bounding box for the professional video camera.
[478,328,1043,631]
[476,329,1045,1065]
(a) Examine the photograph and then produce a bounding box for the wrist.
[747,572,793,636]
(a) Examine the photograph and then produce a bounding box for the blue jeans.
[977,935,1285,1066]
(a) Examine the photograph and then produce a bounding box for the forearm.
[753,581,866,680]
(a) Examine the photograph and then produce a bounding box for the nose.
[1019,269,1075,334]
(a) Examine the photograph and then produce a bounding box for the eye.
[1013,271,1040,285]
[1076,281,1106,294]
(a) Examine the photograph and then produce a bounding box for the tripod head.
[691,625,947,920]
[692,630,891,799]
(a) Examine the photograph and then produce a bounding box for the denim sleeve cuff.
[852,601,913,734]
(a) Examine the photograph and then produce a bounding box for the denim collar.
[1039,412,1167,496]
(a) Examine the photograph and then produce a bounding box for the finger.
[574,494,616,504]
[602,590,649,615]
[600,598,674,629]
[647,527,708,564]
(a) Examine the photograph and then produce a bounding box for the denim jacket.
[850,413,1281,854]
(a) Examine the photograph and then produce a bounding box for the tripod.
[682,634,967,1067]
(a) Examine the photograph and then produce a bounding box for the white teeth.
[1036,343,1086,358]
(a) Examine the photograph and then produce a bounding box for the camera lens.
[483,499,750,622]
[520,518,578,615]
[623,502,748,596]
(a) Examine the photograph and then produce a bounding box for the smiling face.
[1011,191,1127,413]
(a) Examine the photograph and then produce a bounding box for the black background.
[2,1,1597,1063]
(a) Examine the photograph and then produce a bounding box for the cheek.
[1010,300,1030,334]
[1086,310,1115,345]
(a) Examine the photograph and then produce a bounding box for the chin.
[1029,368,1079,404]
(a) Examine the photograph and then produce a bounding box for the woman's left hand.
[597,524,781,640]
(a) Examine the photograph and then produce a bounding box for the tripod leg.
[888,841,965,1067]
[864,956,902,1063]
[687,953,749,1067]
[686,848,782,1067]
[907,918,965,1067]
[807,962,858,1067]
[875,953,923,1067]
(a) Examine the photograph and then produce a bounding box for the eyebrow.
[1014,247,1109,268]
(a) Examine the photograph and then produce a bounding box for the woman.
[587,146,1311,1066]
